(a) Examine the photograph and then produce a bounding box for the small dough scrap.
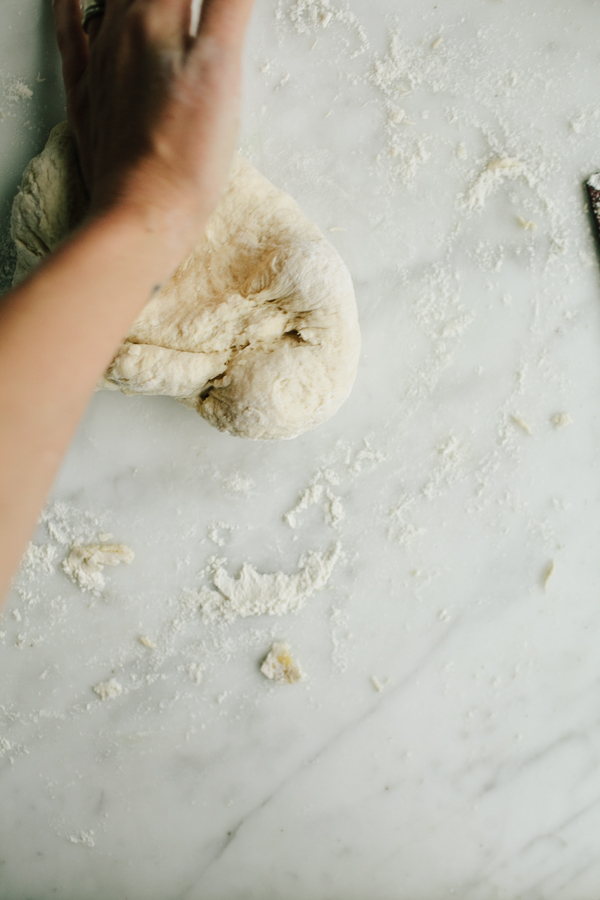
[12,123,361,441]
[261,642,305,684]
[93,678,123,700]
[551,412,572,429]
[62,540,134,594]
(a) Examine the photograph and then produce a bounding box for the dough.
[260,642,305,684]
[12,123,360,440]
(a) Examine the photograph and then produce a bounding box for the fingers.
[130,0,194,46]
[53,0,89,89]
[85,17,104,44]
[197,0,256,55]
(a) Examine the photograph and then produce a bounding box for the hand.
[53,0,255,253]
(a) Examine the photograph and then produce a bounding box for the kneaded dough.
[12,123,360,441]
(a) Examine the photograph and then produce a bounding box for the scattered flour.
[222,472,254,494]
[62,540,134,595]
[7,80,33,102]
[198,542,343,621]
[261,642,305,684]
[20,543,57,579]
[350,442,387,475]
[41,502,103,547]
[207,522,233,548]
[278,0,369,57]
[459,157,524,213]
[284,483,324,528]
[284,477,345,529]
[330,605,351,672]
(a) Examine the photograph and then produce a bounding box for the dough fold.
[12,122,361,440]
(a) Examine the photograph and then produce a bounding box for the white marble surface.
[3,0,600,897]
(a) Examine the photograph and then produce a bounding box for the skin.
[0,0,256,602]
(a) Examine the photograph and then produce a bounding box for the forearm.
[0,206,197,600]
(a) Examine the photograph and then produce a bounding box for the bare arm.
[0,0,255,601]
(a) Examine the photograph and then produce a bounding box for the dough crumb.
[187,662,204,684]
[551,412,573,429]
[139,635,156,649]
[371,676,392,692]
[261,642,305,684]
[511,414,533,436]
[543,560,555,590]
[517,215,537,231]
[68,831,95,848]
[93,678,123,701]
[62,540,134,594]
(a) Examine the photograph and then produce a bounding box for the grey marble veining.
[3,0,600,897]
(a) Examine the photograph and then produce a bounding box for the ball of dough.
[11,123,361,440]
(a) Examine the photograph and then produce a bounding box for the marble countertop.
[3,0,600,897]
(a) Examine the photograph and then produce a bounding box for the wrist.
[84,196,203,287]
[88,164,212,275]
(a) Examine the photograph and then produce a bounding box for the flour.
[222,472,254,494]
[41,501,104,547]
[197,542,342,621]
[388,494,426,547]
[6,80,32,103]
[284,483,324,527]
[459,157,525,213]
[62,541,134,595]
[207,522,233,548]
[284,475,344,528]
[350,442,387,475]
[20,543,57,579]
[278,0,368,58]
[329,605,351,672]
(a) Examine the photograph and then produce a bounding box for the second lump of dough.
[12,123,361,441]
